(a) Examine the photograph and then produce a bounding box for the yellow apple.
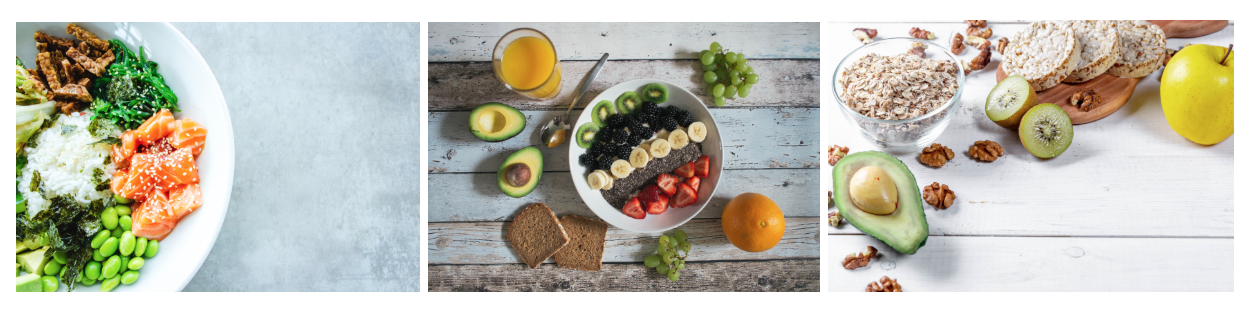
[1160,44,1234,145]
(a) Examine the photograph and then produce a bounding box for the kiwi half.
[1019,103,1073,158]
[575,123,600,148]
[985,75,1039,129]
[640,83,669,103]
[590,100,616,127]
[615,91,643,114]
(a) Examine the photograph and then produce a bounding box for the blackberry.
[592,141,610,157]
[579,153,592,167]
[660,115,679,131]
[614,143,632,160]
[629,123,651,140]
[605,114,625,128]
[641,102,659,114]
[675,110,695,127]
[596,155,614,170]
[627,134,643,147]
[663,106,681,118]
[602,127,622,143]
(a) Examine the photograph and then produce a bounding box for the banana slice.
[610,159,634,178]
[629,147,651,168]
[602,174,615,190]
[587,170,609,190]
[639,143,651,152]
[649,138,672,158]
[688,122,707,143]
[655,129,670,142]
[668,129,690,149]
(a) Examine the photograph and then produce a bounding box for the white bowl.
[567,79,723,233]
[17,22,235,292]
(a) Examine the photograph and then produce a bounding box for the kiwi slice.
[575,123,600,148]
[615,91,643,114]
[590,100,616,127]
[1019,103,1073,158]
[985,75,1039,129]
[640,83,669,103]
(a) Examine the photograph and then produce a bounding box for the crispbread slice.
[506,203,569,269]
[1063,20,1121,83]
[1002,20,1082,91]
[553,215,609,271]
[1107,20,1167,78]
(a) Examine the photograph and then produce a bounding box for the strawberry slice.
[656,174,679,196]
[674,162,695,178]
[623,198,646,219]
[639,184,664,204]
[671,183,698,208]
[694,155,710,178]
[645,196,668,214]
[685,176,701,192]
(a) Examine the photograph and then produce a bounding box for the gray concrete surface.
[173,23,421,292]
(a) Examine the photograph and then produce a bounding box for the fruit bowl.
[832,37,965,153]
[568,79,723,233]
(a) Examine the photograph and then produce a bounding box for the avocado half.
[469,102,526,142]
[498,146,543,198]
[832,151,929,254]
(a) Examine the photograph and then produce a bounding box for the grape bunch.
[699,41,761,107]
[643,229,692,281]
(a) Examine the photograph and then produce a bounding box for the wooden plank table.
[428,22,821,292]
[822,21,1234,291]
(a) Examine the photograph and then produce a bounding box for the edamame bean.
[113,194,133,204]
[115,204,132,216]
[41,275,58,292]
[119,232,136,256]
[120,271,139,285]
[43,260,62,276]
[101,207,118,230]
[127,257,145,271]
[100,237,118,257]
[90,230,110,249]
[93,249,105,261]
[85,261,101,280]
[135,237,147,257]
[53,251,68,264]
[144,240,159,258]
[119,255,130,273]
[100,276,120,292]
[102,255,121,279]
[81,276,96,286]
[112,227,123,238]
[119,215,132,231]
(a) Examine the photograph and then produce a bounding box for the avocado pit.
[849,165,898,215]
[506,163,531,187]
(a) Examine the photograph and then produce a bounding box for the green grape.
[659,235,670,246]
[668,238,678,248]
[746,74,760,84]
[724,85,738,99]
[700,52,715,66]
[714,53,725,65]
[681,241,692,253]
[729,70,741,85]
[725,52,739,64]
[734,59,748,71]
[736,53,746,62]
[702,63,717,71]
[714,96,726,107]
[703,71,718,84]
[675,259,686,270]
[674,230,688,242]
[657,244,670,254]
[712,84,725,97]
[656,264,670,274]
[738,84,752,98]
[700,49,711,57]
[645,255,661,268]
[715,69,729,84]
[667,270,680,281]
[710,42,722,53]
[745,66,755,75]
[662,252,675,264]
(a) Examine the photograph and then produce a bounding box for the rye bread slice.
[553,215,609,271]
[506,203,569,269]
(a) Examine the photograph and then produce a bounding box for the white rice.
[19,113,118,217]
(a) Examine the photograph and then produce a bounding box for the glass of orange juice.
[492,28,562,100]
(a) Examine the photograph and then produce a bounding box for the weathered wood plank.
[429,108,819,173]
[429,218,819,265]
[825,235,1232,291]
[428,259,817,292]
[427,169,817,222]
[429,22,819,62]
[428,60,819,110]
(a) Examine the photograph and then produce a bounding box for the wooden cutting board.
[995,20,1228,125]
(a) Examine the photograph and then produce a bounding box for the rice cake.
[1002,21,1082,91]
[1063,20,1121,83]
[1106,20,1167,78]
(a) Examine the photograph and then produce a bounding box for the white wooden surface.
[822,21,1234,291]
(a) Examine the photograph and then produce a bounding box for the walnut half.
[923,182,955,209]
[909,27,936,40]
[843,246,879,270]
[951,33,966,55]
[997,37,1010,54]
[919,143,954,168]
[853,28,878,44]
[827,145,849,166]
[969,140,1005,162]
[966,20,987,28]
[866,276,903,292]
[1070,87,1102,112]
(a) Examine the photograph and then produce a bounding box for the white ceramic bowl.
[567,79,723,233]
[17,22,235,292]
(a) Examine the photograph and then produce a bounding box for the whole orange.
[721,193,785,252]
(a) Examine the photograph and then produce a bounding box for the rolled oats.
[838,53,960,121]
[1001,20,1082,91]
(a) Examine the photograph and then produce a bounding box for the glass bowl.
[832,37,966,153]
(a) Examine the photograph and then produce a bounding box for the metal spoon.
[541,53,610,148]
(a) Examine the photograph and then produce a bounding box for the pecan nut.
[827,145,849,166]
[842,246,879,270]
[968,140,1005,162]
[923,182,955,209]
[867,276,903,292]
[1070,87,1102,112]
[909,27,936,40]
[966,20,987,28]
[918,143,955,168]
[951,33,966,55]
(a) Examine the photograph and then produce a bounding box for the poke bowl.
[16,22,234,292]
[567,79,723,233]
